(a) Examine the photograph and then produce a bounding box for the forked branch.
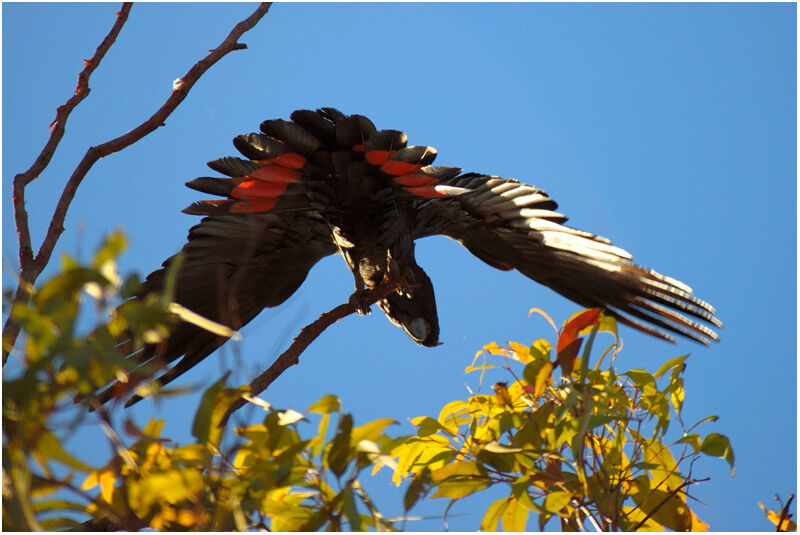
[3,3,273,365]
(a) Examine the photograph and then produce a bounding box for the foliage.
[390,308,731,531]
[3,231,779,532]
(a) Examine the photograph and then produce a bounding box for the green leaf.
[642,439,684,493]
[327,413,353,478]
[542,490,571,514]
[688,414,719,432]
[351,418,397,444]
[430,460,483,482]
[676,434,701,453]
[410,416,453,437]
[403,468,431,511]
[653,354,688,379]
[308,394,340,415]
[431,477,490,499]
[700,433,735,476]
[92,231,127,269]
[36,431,94,471]
[341,487,362,531]
[625,369,656,389]
[191,373,247,445]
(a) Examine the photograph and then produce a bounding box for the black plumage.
[104,107,721,405]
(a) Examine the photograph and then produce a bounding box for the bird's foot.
[348,289,373,316]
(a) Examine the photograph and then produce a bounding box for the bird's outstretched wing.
[411,172,722,345]
[103,210,336,405]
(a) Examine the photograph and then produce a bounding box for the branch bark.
[3,2,273,365]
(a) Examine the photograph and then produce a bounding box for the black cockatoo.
[108,107,720,403]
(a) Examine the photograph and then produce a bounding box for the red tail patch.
[232,179,289,200]
[381,161,424,176]
[403,185,447,198]
[248,165,302,183]
[258,153,306,170]
[393,173,439,187]
[365,150,397,166]
[231,199,278,213]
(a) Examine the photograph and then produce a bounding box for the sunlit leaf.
[483,441,523,453]
[278,409,306,426]
[430,477,489,500]
[557,308,602,354]
[535,361,554,397]
[307,393,340,415]
[502,495,529,531]
[759,501,798,531]
[700,433,735,476]
[653,354,688,379]
[351,418,397,444]
[167,302,241,340]
[542,489,571,514]
[481,497,511,531]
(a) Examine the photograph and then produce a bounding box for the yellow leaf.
[502,495,529,531]
[351,418,397,444]
[81,471,99,491]
[759,502,797,532]
[483,341,506,356]
[176,509,197,527]
[438,400,469,432]
[464,364,495,374]
[621,505,664,531]
[509,341,533,363]
[535,361,554,397]
[167,302,241,340]
[430,460,483,483]
[99,470,116,503]
[481,497,511,531]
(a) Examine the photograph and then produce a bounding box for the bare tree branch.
[220,274,408,426]
[3,3,273,365]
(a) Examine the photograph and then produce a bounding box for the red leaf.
[556,308,602,354]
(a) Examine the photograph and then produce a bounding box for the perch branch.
[220,273,408,426]
[3,3,273,365]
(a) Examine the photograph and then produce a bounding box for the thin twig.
[3,3,273,365]
[220,274,407,426]
[12,3,132,271]
[776,494,795,532]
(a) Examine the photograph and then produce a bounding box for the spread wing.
[411,172,722,345]
[104,211,335,405]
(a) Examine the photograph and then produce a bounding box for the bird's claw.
[349,290,372,316]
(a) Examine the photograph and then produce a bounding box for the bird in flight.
[107,107,721,404]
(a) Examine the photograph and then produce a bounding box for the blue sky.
[3,3,796,531]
